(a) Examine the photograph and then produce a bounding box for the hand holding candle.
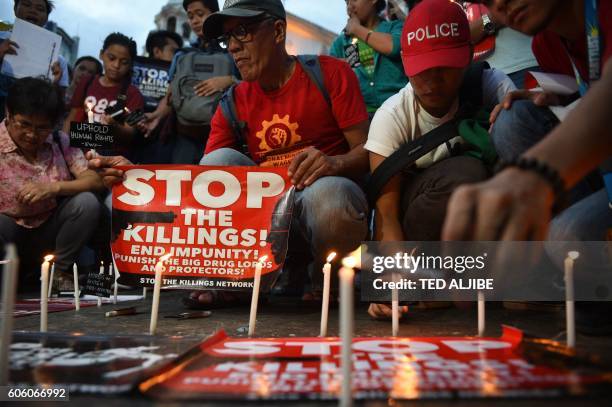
[320,252,336,337]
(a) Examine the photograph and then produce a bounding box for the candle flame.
[43,254,54,262]
[341,256,357,269]
[258,255,268,263]
[124,107,131,113]
[160,253,172,262]
[568,251,580,260]
[86,101,94,111]
[341,246,361,268]
[326,252,337,263]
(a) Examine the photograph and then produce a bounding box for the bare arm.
[443,59,612,241]
[345,17,394,56]
[370,152,404,241]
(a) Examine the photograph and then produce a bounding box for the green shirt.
[330,19,408,112]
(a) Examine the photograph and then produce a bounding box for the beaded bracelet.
[494,156,566,210]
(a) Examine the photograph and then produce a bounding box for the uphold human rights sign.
[111,165,294,292]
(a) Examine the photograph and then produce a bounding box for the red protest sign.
[140,327,610,401]
[111,165,294,292]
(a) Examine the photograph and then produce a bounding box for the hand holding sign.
[0,39,18,61]
[86,152,132,188]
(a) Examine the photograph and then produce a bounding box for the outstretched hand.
[86,151,132,188]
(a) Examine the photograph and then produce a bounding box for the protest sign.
[140,327,612,401]
[9,332,199,394]
[132,57,170,112]
[69,122,114,149]
[82,273,114,298]
[111,165,295,292]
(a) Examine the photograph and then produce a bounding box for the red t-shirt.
[531,0,612,84]
[205,56,368,167]
[70,75,145,123]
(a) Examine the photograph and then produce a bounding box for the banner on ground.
[9,332,199,394]
[140,327,612,401]
[111,165,295,292]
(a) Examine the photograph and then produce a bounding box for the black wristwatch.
[482,14,496,35]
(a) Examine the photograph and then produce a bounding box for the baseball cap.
[401,0,471,77]
[204,0,286,40]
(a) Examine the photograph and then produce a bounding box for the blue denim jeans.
[200,148,369,262]
[490,100,559,162]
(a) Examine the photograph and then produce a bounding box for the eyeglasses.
[217,17,276,48]
[9,117,53,137]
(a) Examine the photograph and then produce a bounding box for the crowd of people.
[0,0,611,333]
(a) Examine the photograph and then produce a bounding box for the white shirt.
[486,28,537,75]
[365,68,516,168]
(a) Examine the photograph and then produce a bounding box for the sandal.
[182,290,261,310]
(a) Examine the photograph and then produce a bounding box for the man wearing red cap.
[366,0,515,244]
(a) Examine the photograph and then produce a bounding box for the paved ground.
[10,289,612,406]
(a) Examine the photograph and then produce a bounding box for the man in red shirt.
[90,0,370,307]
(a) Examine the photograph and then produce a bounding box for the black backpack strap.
[365,62,489,207]
[365,120,460,207]
[458,61,489,117]
[296,55,331,106]
[219,84,249,156]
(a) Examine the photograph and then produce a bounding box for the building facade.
[46,20,80,66]
[153,0,335,55]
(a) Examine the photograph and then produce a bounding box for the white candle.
[477,291,485,337]
[86,101,95,124]
[47,262,55,298]
[564,251,579,348]
[248,255,268,337]
[0,244,18,385]
[112,259,119,305]
[142,287,147,299]
[149,253,171,335]
[392,284,399,337]
[73,263,80,311]
[40,254,53,332]
[97,261,104,307]
[340,256,355,407]
[320,252,337,337]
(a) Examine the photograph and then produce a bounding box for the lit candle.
[47,262,55,298]
[477,291,485,337]
[40,254,53,332]
[340,255,356,407]
[97,261,104,307]
[73,263,80,311]
[149,253,172,335]
[86,101,95,124]
[0,244,18,385]
[319,252,337,337]
[564,251,579,348]
[248,255,268,337]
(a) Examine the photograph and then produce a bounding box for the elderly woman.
[330,0,407,119]
[0,77,103,280]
